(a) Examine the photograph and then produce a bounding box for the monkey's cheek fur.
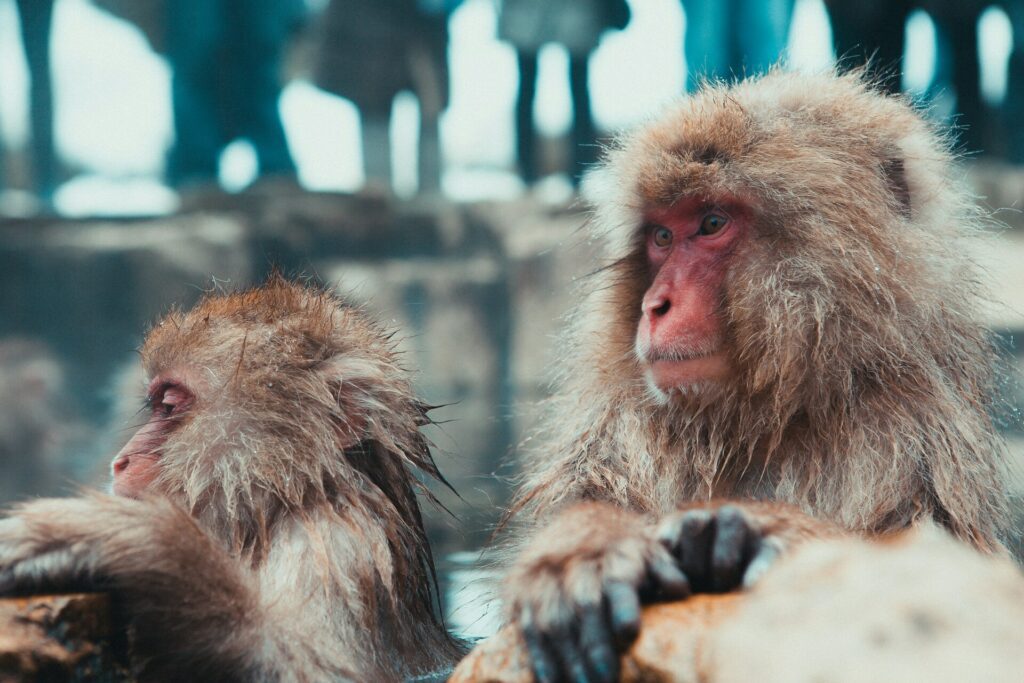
[646,354,730,394]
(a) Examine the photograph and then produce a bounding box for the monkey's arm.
[504,500,841,683]
[0,494,265,681]
[503,502,685,683]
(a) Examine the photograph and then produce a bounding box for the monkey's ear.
[882,157,912,218]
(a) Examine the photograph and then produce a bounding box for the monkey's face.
[111,376,194,499]
[586,71,948,411]
[109,317,265,502]
[110,320,361,503]
[634,196,749,398]
[108,281,400,511]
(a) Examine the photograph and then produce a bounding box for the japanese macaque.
[0,278,464,682]
[499,71,1012,683]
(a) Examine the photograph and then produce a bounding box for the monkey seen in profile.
[0,277,464,682]
[499,71,1013,683]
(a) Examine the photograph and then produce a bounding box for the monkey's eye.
[150,384,190,418]
[697,213,729,236]
[651,225,673,248]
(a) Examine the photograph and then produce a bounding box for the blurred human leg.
[515,50,539,183]
[825,0,909,94]
[1002,1,1024,161]
[15,0,57,200]
[361,110,392,191]
[409,39,446,194]
[166,0,225,186]
[417,115,441,194]
[225,0,297,179]
[929,5,987,153]
[736,0,794,75]
[569,54,596,187]
[681,0,731,90]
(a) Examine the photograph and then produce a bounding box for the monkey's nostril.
[643,294,672,319]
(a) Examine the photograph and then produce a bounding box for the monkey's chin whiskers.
[673,382,711,397]
[644,369,715,404]
[640,351,729,400]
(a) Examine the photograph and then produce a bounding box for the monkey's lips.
[645,352,729,391]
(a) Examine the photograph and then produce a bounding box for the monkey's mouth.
[646,348,717,363]
[643,351,730,392]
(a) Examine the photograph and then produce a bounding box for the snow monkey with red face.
[499,71,1011,683]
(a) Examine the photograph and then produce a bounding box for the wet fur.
[1,277,464,681]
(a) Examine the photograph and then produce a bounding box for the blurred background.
[0,0,1022,636]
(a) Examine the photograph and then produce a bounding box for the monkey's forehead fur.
[140,277,398,378]
[585,70,960,257]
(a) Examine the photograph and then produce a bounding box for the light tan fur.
[509,70,1010,550]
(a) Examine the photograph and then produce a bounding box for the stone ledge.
[0,594,130,682]
[448,595,744,683]
[449,531,1024,683]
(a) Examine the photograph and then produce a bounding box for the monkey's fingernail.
[523,626,560,683]
[681,509,713,532]
[0,572,12,595]
[711,511,748,590]
[605,582,640,643]
[560,637,591,683]
[656,516,684,548]
[676,510,715,583]
[651,555,691,600]
[586,646,617,683]
[742,542,781,588]
[580,604,618,683]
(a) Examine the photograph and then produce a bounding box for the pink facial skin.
[111,379,193,498]
[635,197,749,393]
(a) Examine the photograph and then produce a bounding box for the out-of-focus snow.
[54,174,178,217]
[279,79,363,194]
[0,0,28,146]
[55,0,170,176]
[978,6,1012,105]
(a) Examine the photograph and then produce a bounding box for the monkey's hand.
[655,501,841,593]
[0,494,259,679]
[504,502,690,683]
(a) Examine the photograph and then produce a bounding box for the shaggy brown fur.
[509,70,1010,550]
[0,276,464,682]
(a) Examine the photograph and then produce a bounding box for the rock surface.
[0,594,130,682]
[448,595,744,683]
[707,530,1024,683]
[449,530,1024,683]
